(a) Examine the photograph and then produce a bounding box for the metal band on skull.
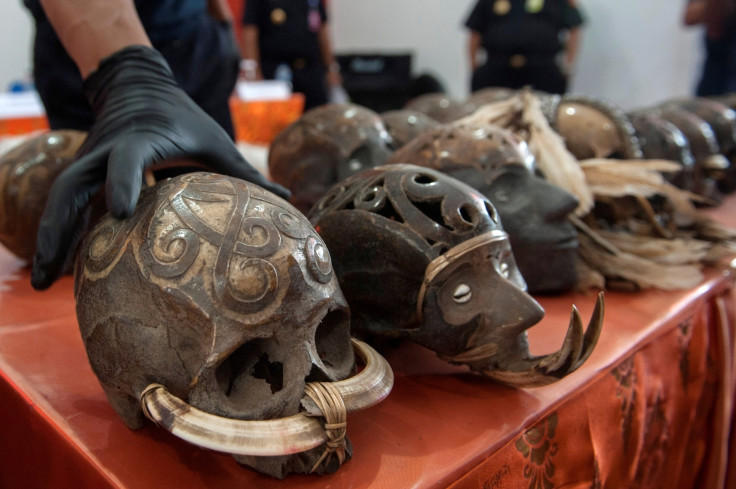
[0,130,86,262]
[309,164,603,387]
[268,103,393,214]
[387,123,580,294]
[74,172,392,478]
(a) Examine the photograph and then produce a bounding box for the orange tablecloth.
[1,213,735,488]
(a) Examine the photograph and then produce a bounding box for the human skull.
[660,97,736,192]
[387,123,580,294]
[629,113,696,191]
[268,103,393,213]
[555,95,642,160]
[74,172,392,478]
[636,106,728,203]
[0,130,86,262]
[404,93,473,123]
[380,109,440,150]
[310,164,603,387]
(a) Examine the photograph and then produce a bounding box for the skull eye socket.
[308,307,354,382]
[453,283,472,304]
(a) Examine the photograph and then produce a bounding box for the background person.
[23,0,289,290]
[465,0,584,94]
[684,0,736,96]
[240,0,341,110]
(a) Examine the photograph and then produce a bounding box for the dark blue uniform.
[692,0,736,96]
[465,0,584,94]
[243,0,329,110]
[24,0,240,138]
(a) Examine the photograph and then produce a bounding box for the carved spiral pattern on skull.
[82,173,333,315]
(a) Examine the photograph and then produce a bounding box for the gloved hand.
[31,45,290,290]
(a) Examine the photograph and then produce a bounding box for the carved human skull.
[636,106,728,203]
[0,130,86,262]
[380,109,440,150]
[660,97,736,193]
[404,93,473,123]
[629,113,696,191]
[387,123,580,294]
[75,172,392,478]
[268,103,393,213]
[310,164,603,387]
[555,95,642,160]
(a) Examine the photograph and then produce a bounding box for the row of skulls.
[0,90,648,479]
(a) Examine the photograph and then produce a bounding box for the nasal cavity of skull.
[216,340,284,397]
[308,308,351,381]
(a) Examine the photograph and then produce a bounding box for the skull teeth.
[139,339,393,457]
[480,291,604,387]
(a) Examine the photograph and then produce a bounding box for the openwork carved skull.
[555,95,642,160]
[268,103,393,213]
[75,172,392,478]
[310,164,603,387]
[0,130,86,262]
[380,109,440,150]
[387,123,580,294]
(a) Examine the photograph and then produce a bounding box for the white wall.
[0,2,33,91]
[331,0,706,110]
[0,1,707,111]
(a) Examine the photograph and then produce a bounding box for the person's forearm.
[565,28,581,70]
[683,0,707,25]
[468,32,482,71]
[207,0,233,22]
[40,0,151,78]
[318,25,337,69]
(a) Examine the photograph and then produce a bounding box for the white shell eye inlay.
[499,261,510,279]
[453,283,472,304]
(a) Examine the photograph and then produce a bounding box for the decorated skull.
[268,103,393,213]
[74,172,392,478]
[464,87,517,114]
[309,164,603,387]
[0,130,86,262]
[404,93,473,123]
[629,113,696,191]
[380,109,440,150]
[387,123,580,294]
[554,95,642,160]
[635,106,728,203]
[660,97,736,192]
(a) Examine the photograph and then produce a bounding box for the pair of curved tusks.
[140,339,393,457]
[481,291,605,387]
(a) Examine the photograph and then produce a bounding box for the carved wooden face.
[75,173,355,474]
[387,124,580,294]
[268,103,393,213]
[310,164,603,387]
[0,130,86,262]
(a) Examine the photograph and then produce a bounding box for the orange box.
[230,94,305,145]
[0,115,49,136]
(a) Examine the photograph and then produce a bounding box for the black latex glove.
[31,45,290,290]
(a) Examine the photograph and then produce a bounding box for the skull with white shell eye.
[309,164,603,386]
[268,103,394,213]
